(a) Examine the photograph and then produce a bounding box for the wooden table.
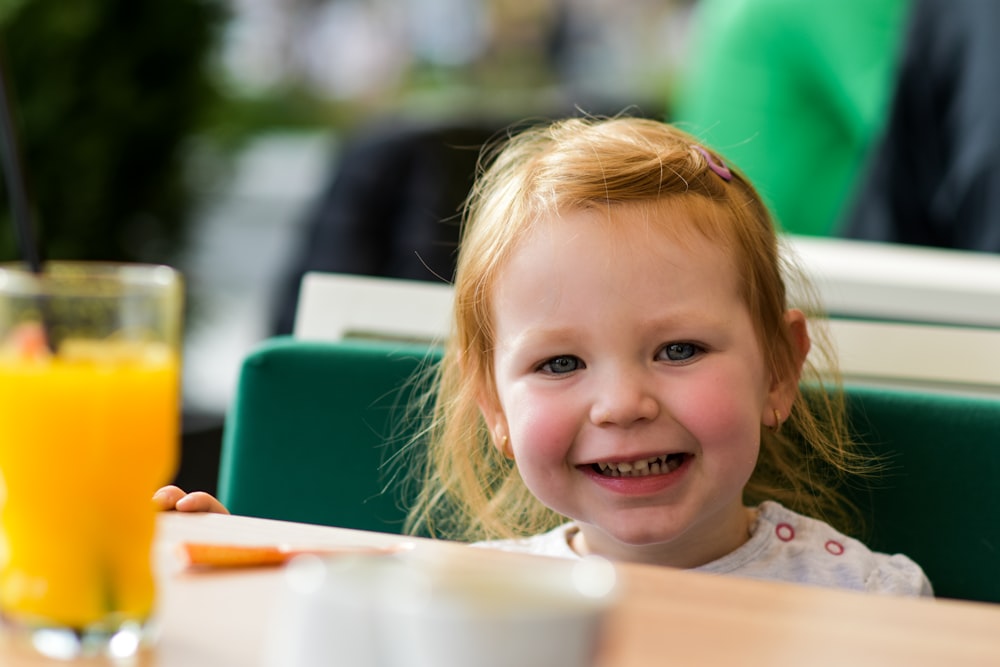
[3,512,1000,666]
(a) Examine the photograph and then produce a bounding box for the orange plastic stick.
[177,542,404,569]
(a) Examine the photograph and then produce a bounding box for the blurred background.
[10,0,981,493]
[0,0,695,492]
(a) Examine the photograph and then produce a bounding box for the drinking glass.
[0,262,182,659]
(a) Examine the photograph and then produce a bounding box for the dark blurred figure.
[270,119,501,335]
[845,0,1000,251]
[269,102,666,337]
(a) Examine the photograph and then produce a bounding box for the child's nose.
[589,368,660,426]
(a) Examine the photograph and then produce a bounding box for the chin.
[588,519,687,549]
[611,528,681,548]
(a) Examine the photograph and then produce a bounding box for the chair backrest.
[842,385,1000,604]
[785,234,1000,328]
[290,265,1000,396]
[294,271,452,344]
[218,336,441,533]
[219,337,1000,602]
[785,234,1000,395]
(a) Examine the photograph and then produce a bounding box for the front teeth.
[596,454,683,477]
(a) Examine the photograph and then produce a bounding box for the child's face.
[482,204,781,566]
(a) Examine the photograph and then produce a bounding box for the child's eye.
[657,342,702,363]
[539,355,583,374]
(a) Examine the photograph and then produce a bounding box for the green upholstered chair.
[217,337,1000,603]
[842,385,1000,604]
[217,336,442,534]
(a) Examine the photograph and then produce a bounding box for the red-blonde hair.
[404,116,866,541]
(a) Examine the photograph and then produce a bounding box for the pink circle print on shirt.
[774,522,846,556]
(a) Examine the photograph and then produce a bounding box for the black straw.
[0,50,42,273]
[0,51,56,352]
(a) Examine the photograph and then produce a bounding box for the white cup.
[265,549,617,667]
[264,554,383,667]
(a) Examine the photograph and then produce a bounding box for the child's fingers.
[175,491,230,515]
[152,485,187,511]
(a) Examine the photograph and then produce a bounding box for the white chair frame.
[294,236,1000,395]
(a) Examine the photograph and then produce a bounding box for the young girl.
[157,116,931,596]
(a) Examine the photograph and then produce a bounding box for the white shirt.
[475,501,933,596]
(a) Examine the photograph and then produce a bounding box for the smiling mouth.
[592,453,688,477]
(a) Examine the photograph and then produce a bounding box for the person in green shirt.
[671,0,908,237]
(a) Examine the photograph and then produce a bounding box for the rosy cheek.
[671,377,759,448]
[504,393,580,514]
[506,395,575,461]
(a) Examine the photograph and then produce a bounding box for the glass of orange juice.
[0,261,182,659]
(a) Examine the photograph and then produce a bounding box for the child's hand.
[153,485,230,515]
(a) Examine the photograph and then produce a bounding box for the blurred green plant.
[203,82,349,153]
[0,0,226,265]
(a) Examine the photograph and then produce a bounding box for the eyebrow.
[509,310,735,345]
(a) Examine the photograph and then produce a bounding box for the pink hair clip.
[692,145,733,182]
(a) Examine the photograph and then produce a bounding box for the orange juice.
[0,342,179,629]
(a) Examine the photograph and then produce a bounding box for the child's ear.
[765,309,811,425]
[785,308,811,367]
[477,391,513,459]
